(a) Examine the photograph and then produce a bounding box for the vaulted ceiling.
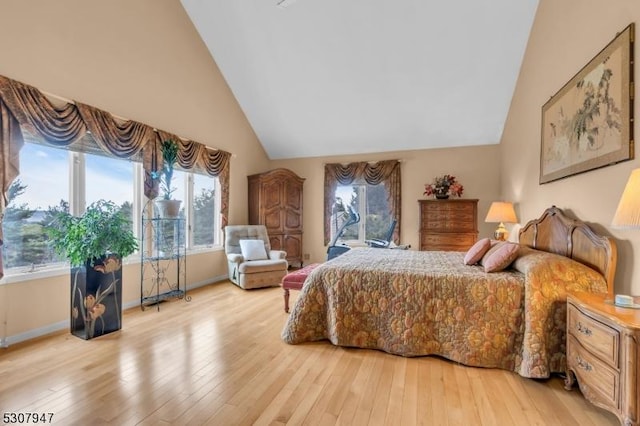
[181,0,539,159]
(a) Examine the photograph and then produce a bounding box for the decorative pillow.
[482,242,520,272]
[463,238,492,265]
[476,240,498,267]
[239,239,268,261]
[511,246,608,293]
[480,241,505,265]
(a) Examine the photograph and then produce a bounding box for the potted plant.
[154,139,182,218]
[47,199,138,339]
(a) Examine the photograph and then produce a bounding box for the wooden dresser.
[418,199,478,251]
[248,168,305,268]
[565,291,640,425]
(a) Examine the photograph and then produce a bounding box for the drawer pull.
[576,356,593,372]
[576,322,592,336]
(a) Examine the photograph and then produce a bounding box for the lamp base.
[493,223,508,241]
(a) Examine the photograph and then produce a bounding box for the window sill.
[339,240,369,248]
[0,264,70,285]
[0,245,224,285]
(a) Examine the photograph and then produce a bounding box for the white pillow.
[239,239,268,261]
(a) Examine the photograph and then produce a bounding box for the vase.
[155,199,182,218]
[434,186,450,199]
[70,255,123,340]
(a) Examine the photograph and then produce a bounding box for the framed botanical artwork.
[540,23,634,184]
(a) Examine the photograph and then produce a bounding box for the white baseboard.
[4,319,68,347]
[2,275,228,347]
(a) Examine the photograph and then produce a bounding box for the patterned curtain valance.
[323,159,401,245]
[0,74,232,279]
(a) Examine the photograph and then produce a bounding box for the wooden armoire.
[248,168,305,268]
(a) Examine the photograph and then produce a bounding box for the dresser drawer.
[423,201,475,214]
[567,303,619,368]
[421,201,477,232]
[567,334,620,409]
[423,213,476,231]
[420,233,476,251]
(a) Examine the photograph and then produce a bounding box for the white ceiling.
[181,0,539,160]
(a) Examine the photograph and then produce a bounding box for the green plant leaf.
[46,199,138,267]
[160,139,179,200]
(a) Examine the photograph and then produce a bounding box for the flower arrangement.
[423,174,464,199]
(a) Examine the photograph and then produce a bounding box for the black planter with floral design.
[70,255,123,340]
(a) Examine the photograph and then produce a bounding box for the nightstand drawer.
[567,303,619,368]
[565,292,640,425]
[567,334,620,409]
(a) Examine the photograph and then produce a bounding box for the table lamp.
[485,201,518,241]
[612,169,640,307]
[612,169,640,229]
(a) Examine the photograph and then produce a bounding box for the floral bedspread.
[281,247,607,378]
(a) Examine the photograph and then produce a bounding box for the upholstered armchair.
[224,225,288,289]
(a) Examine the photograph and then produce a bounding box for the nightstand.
[565,291,640,425]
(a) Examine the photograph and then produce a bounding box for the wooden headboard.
[519,206,617,295]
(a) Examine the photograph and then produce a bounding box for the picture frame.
[540,23,634,184]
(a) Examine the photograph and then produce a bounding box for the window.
[1,140,222,278]
[323,160,400,246]
[1,143,68,271]
[332,183,391,243]
[191,173,220,248]
[162,169,221,250]
[85,151,136,227]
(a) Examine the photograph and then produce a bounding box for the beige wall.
[272,145,502,265]
[6,0,638,345]
[0,0,269,344]
[501,0,640,294]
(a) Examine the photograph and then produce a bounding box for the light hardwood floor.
[0,281,619,425]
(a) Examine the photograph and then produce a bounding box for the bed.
[281,206,617,379]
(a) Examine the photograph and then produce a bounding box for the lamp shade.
[612,168,640,228]
[485,201,518,223]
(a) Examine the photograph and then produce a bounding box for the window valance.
[0,74,231,279]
